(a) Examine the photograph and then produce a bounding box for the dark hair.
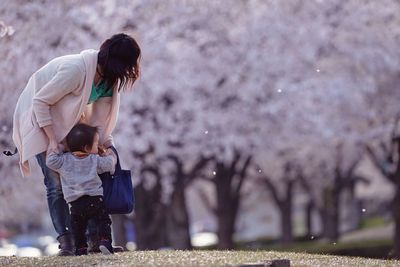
[98,33,141,92]
[66,124,98,152]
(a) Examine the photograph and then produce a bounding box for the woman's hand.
[47,139,59,153]
[42,125,59,153]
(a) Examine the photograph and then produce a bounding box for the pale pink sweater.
[12,49,120,177]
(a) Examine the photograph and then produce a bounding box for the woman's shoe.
[57,234,75,256]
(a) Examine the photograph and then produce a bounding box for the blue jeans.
[36,152,97,239]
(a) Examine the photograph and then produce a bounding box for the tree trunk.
[166,183,192,249]
[111,214,127,249]
[391,185,400,259]
[214,153,248,250]
[216,163,238,249]
[134,183,167,250]
[217,197,238,249]
[305,200,314,239]
[323,186,340,241]
[280,180,293,244]
[132,184,148,250]
[280,204,292,244]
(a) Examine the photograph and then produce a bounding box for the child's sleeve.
[46,151,65,171]
[97,152,117,174]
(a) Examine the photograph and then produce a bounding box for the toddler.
[46,123,116,255]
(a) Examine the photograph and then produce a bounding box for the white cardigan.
[12,49,120,177]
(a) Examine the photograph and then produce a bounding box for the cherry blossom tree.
[116,0,400,249]
[2,1,400,256]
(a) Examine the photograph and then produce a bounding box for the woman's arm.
[32,63,83,128]
[32,62,83,151]
[42,125,58,152]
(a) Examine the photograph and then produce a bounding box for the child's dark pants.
[70,195,112,250]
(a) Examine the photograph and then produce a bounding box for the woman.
[12,33,141,256]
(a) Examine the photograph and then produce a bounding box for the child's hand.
[98,146,107,156]
[58,144,65,152]
[105,148,114,156]
[47,147,59,154]
[106,148,117,165]
[104,147,116,157]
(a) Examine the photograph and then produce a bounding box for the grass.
[240,238,393,259]
[262,239,392,253]
[1,250,400,267]
[359,217,387,229]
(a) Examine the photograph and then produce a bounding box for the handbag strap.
[109,146,122,171]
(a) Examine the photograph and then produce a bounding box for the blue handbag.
[99,147,134,214]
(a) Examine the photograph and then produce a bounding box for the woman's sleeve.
[32,63,83,128]
[103,135,114,148]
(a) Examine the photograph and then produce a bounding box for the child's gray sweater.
[46,151,116,203]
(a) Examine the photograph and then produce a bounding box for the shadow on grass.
[239,238,393,260]
[196,237,393,260]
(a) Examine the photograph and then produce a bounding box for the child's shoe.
[99,239,113,255]
[87,235,101,253]
[112,246,124,253]
[75,247,88,256]
[88,235,124,253]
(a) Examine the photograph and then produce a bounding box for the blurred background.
[1,0,400,259]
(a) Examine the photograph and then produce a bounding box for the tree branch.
[352,175,371,185]
[132,143,155,159]
[196,187,217,215]
[185,156,212,187]
[257,176,282,207]
[165,154,185,184]
[234,155,252,197]
[198,174,215,184]
[344,158,361,179]
[390,114,400,151]
[380,141,391,160]
[229,149,241,176]
[166,154,183,170]
[390,114,400,174]
[365,145,396,183]
[297,170,312,194]
[141,165,162,181]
